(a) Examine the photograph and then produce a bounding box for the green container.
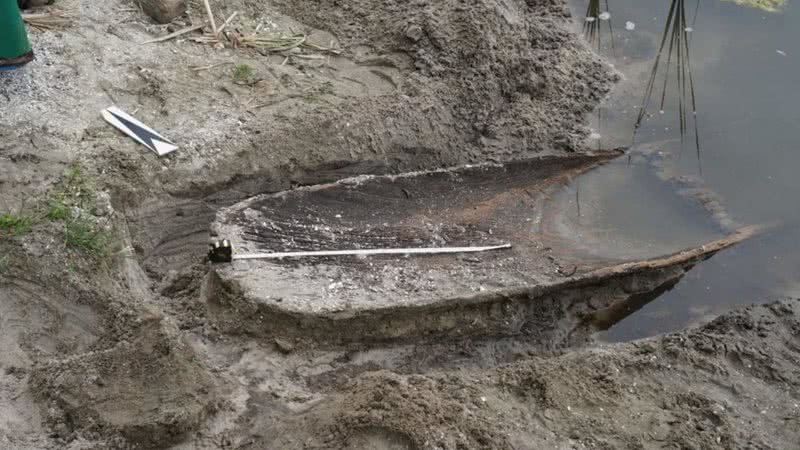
[0,0,33,68]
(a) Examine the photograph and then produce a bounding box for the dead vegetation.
[140,3,341,58]
[236,31,340,54]
[22,8,75,31]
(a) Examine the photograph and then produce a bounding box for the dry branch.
[238,32,341,54]
[22,9,75,31]
[141,23,206,44]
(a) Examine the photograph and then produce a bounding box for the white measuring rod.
[232,243,512,261]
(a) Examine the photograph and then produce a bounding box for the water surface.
[568,0,800,340]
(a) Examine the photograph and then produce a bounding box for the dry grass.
[237,32,340,54]
[192,30,341,55]
[22,9,76,31]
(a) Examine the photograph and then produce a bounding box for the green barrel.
[0,0,33,69]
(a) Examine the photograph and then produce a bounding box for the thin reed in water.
[633,0,702,174]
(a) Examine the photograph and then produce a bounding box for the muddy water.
[549,160,724,261]
[567,0,800,340]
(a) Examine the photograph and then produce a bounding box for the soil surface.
[1,0,797,449]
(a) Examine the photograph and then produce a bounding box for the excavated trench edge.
[130,149,763,350]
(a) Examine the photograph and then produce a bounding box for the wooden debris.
[238,32,341,54]
[216,11,238,34]
[202,0,217,35]
[22,9,75,31]
[141,23,204,44]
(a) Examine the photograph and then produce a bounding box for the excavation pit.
[205,152,759,344]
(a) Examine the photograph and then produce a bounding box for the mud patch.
[273,299,800,450]
[30,311,219,447]
[344,427,417,450]
[0,279,100,448]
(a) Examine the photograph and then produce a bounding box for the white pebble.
[625,21,636,31]
[599,12,611,20]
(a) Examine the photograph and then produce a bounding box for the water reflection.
[569,0,800,342]
[581,1,617,218]
[722,0,785,12]
[634,0,703,174]
[583,0,616,55]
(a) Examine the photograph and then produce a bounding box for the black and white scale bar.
[101,106,179,156]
